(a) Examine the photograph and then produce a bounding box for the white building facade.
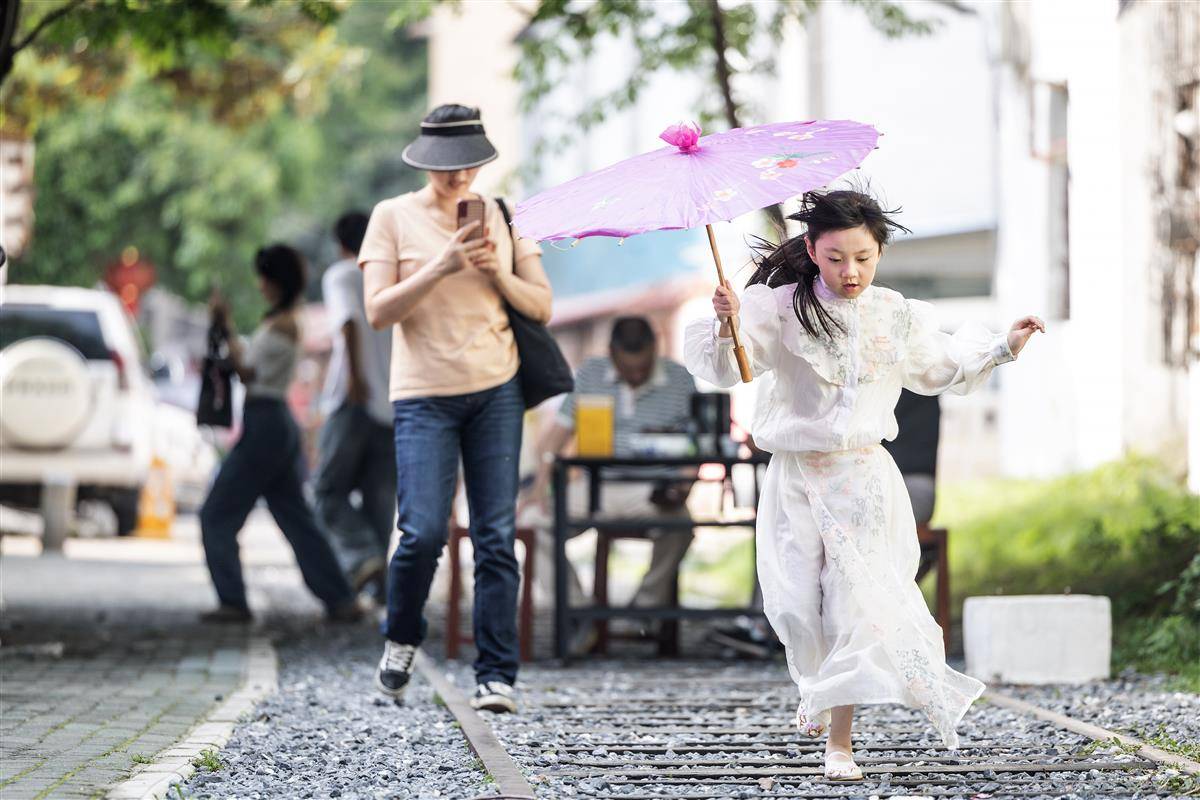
[424,0,1199,487]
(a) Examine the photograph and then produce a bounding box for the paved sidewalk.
[1,636,247,799]
[0,511,319,799]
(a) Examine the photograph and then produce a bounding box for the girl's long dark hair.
[255,244,307,319]
[746,190,910,339]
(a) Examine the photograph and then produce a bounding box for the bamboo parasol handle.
[705,224,753,383]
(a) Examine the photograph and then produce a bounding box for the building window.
[1032,82,1070,320]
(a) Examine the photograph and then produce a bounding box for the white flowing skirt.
[757,445,984,749]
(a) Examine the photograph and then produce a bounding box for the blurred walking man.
[313,211,396,601]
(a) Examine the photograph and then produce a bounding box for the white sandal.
[824,749,863,781]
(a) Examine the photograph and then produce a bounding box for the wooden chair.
[446,524,536,662]
[916,524,951,651]
[592,529,681,657]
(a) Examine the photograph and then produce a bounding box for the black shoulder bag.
[495,198,574,408]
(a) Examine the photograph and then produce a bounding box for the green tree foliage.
[272,2,428,267]
[513,0,938,170]
[0,0,344,120]
[23,85,284,325]
[6,1,425,326]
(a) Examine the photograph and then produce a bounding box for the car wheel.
[110,488,141,537]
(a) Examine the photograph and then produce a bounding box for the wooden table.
[551,453,769,661]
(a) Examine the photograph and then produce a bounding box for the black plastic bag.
[197,323,234,428]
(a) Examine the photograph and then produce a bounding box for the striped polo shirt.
[557,357,696,455]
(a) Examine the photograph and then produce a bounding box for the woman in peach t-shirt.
[359,105,552,713]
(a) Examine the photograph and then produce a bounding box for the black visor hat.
[401,117,499,171]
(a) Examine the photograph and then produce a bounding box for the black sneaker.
[707,623,781,659]
[327,597,367,624]
[200,605,253,624]
[469,681,517,713]
[375,641,416,698]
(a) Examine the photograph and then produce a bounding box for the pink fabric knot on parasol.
[660,122,701,152]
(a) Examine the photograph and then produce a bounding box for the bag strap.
[495,197,518,273]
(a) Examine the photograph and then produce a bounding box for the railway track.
[421,660,1198,799]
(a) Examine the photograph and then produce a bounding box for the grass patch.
[1078,736,1141,758]
[1152,771,1200,797]
[191,749,223,773]
[936,456,1199,682]
[680,532,756,608]
[129,753,153,765]
[1130,724,1200,761]
[432,692,446,708]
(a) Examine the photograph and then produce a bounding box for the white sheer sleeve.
[902,299,1014,396]
[684,284,780,388]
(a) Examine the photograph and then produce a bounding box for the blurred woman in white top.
[199,244,358,624]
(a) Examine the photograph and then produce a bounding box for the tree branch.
[927,0,976,14]
[13,0,88,53]
[707,0,784,236]
[707,0,740,130]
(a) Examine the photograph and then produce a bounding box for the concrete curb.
[106,636,279,800]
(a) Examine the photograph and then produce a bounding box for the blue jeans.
[313,403,396,578]
[200,398,353,613]
[386,376,523,685]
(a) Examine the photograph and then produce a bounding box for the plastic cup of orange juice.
[575,394,614,456]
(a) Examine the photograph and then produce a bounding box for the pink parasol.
[512,119,879,382]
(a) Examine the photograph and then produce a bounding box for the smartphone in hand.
[456,198,486,241]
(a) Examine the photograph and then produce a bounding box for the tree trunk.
[0,0,21,92]
[707,0,786,236]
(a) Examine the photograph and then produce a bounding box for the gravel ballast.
[1000,672,1200,760]
[459,660,1196,799]
[181,623,496,800]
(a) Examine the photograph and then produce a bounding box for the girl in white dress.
[685,190,1044,780]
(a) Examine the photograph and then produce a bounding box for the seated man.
[520,316,697,647]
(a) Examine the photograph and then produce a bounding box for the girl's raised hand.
[1007,315,1046,356]
[713,282,740,322]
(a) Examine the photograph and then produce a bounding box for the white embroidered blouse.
[684,278,1015,454]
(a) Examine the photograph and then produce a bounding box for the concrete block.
[964,595,1111,684]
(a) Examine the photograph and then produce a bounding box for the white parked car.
[0,284,215,534]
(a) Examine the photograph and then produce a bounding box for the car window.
[0,304,111,359]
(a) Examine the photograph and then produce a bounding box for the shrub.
[936,456,1200,684]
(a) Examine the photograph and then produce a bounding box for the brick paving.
[0,511,311,800]
[0,638,246,799]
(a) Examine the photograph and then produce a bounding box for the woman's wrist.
[491,268,512,292]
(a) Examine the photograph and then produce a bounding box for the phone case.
[456,199,486,240]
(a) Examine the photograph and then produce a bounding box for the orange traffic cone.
[135,456,175,538]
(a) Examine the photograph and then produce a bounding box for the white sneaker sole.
[470,694,517,713]
[375,671,409,699]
